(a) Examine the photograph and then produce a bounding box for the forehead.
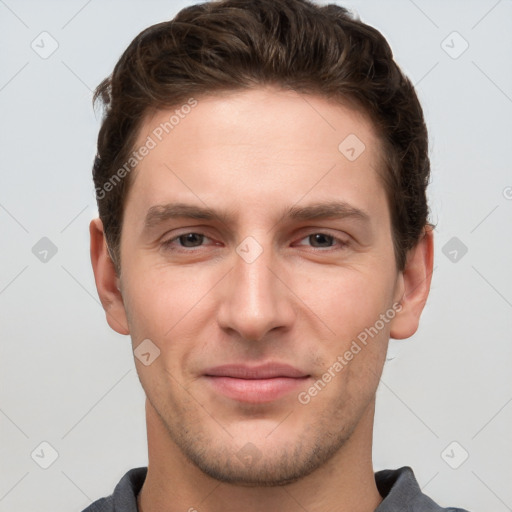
[125,87,388,225]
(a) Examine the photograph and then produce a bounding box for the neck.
[138,399,383,512]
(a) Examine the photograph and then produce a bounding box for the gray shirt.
[81,466,470,511]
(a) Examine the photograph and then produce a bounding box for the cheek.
[122,265,215,342]
[307,272,393,403]
[295,265,395,338]
[122,270,202,389]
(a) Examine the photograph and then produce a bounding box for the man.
[86,0,470,510]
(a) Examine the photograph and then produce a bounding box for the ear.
[90,218,130,335]
[390,225,434,339]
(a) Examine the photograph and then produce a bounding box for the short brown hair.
[93,0,431,272]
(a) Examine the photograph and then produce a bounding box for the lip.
[203,363,310,403]
[204,363,308,379]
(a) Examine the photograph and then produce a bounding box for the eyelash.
[161,231,350,253]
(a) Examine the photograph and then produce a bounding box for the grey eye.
[178,233,205,247]
[307,234,335,247]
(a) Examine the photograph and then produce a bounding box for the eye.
[295,232,349,250]
[162,232,213,250]
[160,231,350,253]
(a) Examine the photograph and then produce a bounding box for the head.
[90,0,433,486]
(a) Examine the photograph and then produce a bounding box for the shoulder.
[81,467,147,512]
[375,466,471,512]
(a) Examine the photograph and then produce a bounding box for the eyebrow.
[143,200,370,230]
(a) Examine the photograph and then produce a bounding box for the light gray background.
[1,0,511,511]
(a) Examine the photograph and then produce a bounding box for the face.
[108,87,407,485]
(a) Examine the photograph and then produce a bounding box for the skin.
[90,87,433,512]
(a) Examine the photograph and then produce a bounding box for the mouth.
[203,363,311,403]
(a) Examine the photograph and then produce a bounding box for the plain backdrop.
[1,1,511,511]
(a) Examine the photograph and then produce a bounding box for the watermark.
[298,302,402,405]
[441,441,469,469]
[440,31,469,60]
[236,442,262,467]
[31,441,59,469]
[31,31,59,59]
[134,338,161,366]
[95,98,198,200]
[338,133,366,161]
[32,236,58,263]
[442,236,468,263]
[503,186,512,200]
[236,236,263,263]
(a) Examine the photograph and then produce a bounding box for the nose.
[216,239,296,342]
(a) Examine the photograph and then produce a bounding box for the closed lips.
[203,363,311,403]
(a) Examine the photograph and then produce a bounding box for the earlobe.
[390,225,434,340]
[89,218,130,335]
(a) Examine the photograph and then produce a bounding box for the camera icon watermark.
[31,31,59,59]
[441,441,469,469]
[31,441,59,469]
[338,133,366,162]
[503,186,512,200]
[236,236,263,264]
[441,31,469,60]
[134,338,161,366]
